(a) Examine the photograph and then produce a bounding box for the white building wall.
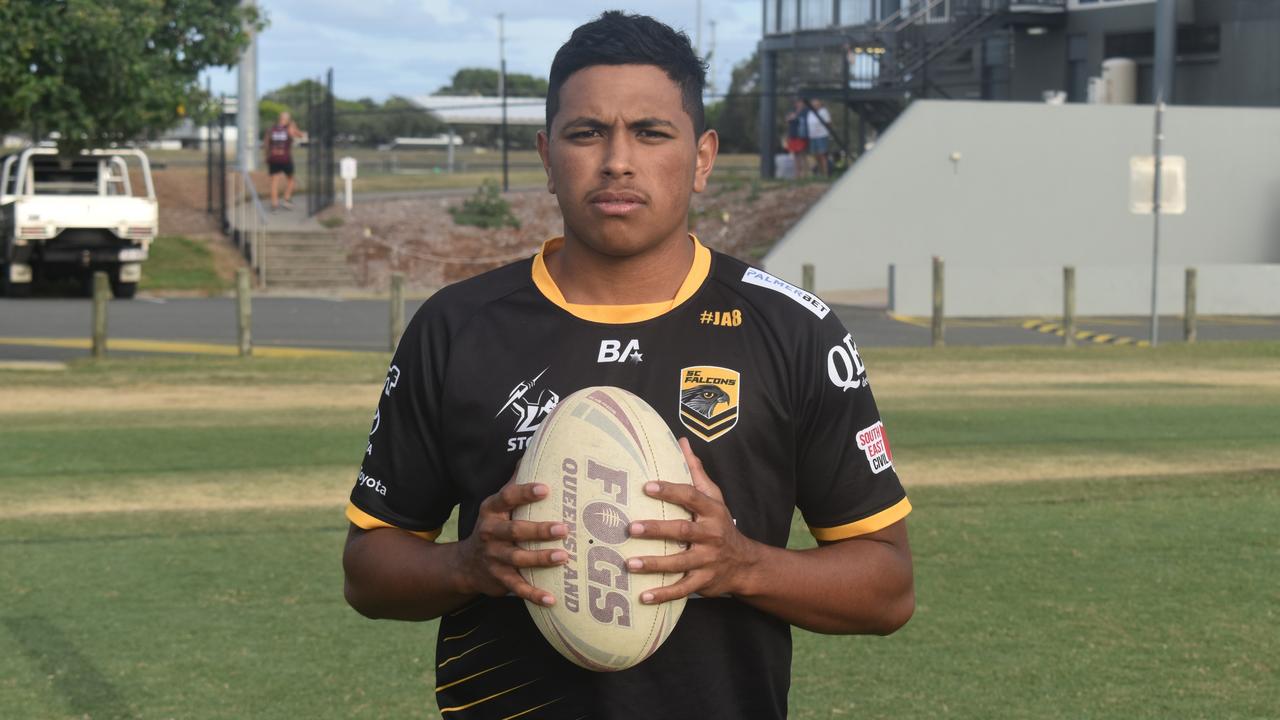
[763,100,1280,315]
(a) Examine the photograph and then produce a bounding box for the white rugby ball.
[513,386,693,672]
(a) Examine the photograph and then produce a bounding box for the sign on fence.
[1129,155,1186,215]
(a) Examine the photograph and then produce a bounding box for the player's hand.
[625,438,761,604]
[455,476,568,607]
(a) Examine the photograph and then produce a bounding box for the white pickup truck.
[1,147,158,298]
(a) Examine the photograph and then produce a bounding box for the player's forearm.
[342,526,476,621]
[733,531,914,635]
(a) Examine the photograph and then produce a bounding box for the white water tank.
[1101,58,1138,104]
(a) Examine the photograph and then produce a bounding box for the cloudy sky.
[203,1,763,102]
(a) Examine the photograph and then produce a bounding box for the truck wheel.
[111,279,138,299]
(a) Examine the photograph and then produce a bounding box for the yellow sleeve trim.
[809,497,912,542]
[346,503,441,541]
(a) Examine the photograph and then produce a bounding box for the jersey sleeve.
[345,303,457,539]
[793,314,910,542]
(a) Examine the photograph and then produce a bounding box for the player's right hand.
[456,478,568,607]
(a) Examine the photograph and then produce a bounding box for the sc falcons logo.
[498,367,560,452]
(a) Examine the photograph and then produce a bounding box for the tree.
[0,0,263,153]
[435,67,548,97]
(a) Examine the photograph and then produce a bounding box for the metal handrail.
[240,168,270,287]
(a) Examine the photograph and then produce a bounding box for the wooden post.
[1063,265,1076,348]
[236,268,252,357]
[389,273,405,352]
[801,263,815,294]
[931,256,944,347]
[91,271,109,358]
[1184,267,1197,343]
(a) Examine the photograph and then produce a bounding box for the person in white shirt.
[806,99,832,177]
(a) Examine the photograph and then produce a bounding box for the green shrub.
[448,178,520,229]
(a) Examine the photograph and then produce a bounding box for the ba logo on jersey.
[678,366,741,442]
[597,339,642,363]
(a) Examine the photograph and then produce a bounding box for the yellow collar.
[531,235,711,324]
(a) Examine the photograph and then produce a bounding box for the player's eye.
[569,129,601,139]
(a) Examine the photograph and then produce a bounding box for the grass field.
[139,236,230,294]
[2,344,1277,718]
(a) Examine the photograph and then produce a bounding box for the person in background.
[784,97,809,179]
[807,98,832,178]
[263,111,307,211]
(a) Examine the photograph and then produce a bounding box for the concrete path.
[2,296,1277,363]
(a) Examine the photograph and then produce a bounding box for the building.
[757,0,1280,175]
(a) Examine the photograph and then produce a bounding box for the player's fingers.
[637,572,708,605]
[480,518,567,543]
[481,481,550,515]
[495,545,569,569]
[628,518,715,544]
[641,480,721,517]
[678,437,725,502]
[624,551,700,575]
[494,567,557,607]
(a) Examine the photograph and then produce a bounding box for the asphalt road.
[1,296,1278,363]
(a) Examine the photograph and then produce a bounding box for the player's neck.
[546,231,695,306]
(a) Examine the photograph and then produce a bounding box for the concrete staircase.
[260,228,355,289]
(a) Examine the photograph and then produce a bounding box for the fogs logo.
[856,421,894,474]
[678,366,741,442]
[497,367,561,452]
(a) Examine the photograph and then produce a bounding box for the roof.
[408,95,546,127]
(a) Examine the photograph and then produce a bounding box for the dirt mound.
[331,180,832,291]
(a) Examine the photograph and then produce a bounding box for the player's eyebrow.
[560,116,679,133]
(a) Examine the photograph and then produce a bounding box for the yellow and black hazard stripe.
[1021,320,1149,347]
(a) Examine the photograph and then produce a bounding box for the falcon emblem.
[678,366,741,442]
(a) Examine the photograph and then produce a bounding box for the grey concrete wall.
[891,263,1280,316]
[763,100,1280,312]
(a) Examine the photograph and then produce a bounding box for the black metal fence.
[306,68,336,217]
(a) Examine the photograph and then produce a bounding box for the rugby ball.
[513,386,693,672]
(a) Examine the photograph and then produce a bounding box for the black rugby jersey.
[347,236,910,720]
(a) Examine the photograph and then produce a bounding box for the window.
[1103,25,1220,59]
[1066,34,1089,102]
[779,0,796,32]
[800,0,833,29]
[765,0,777,33]
[839,0,876,26]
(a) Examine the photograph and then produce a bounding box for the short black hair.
[546,11,707,137]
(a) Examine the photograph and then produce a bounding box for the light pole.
[498,13,509,193]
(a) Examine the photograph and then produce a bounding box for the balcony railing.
[762,0,1065,35]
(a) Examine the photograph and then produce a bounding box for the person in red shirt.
[263,111,307,211]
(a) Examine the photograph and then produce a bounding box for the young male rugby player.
[343,12,913,719]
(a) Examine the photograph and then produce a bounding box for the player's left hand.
[625,437,760,604]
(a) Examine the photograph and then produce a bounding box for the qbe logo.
[856,421,894,475]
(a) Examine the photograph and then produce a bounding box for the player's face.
[538,64,718,258]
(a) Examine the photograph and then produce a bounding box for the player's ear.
[692,128,718,194]
[537,130,555,194]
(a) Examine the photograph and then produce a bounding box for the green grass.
[139,235,229,294]
[2,344,1277,718]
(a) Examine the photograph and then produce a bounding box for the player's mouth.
[588,190,647,217]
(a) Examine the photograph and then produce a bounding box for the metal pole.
[931,256,944,348]
[696,0,703,58]
[91,271,109,358]
[802,263,815,294]
[1150,98,1165,347]
[447,127,456,174]
[498,14,509,193]
[758,49,777,179]
[1063,265,1076,348]
[206,78,213,214]
[236,268,252,356]
[389,273,405,352]
[1153,0,1176,105]
[1184,267,1197,343]
[236,0,259,172]
[887,263,896,313]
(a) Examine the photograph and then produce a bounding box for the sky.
[203,0,763,102]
